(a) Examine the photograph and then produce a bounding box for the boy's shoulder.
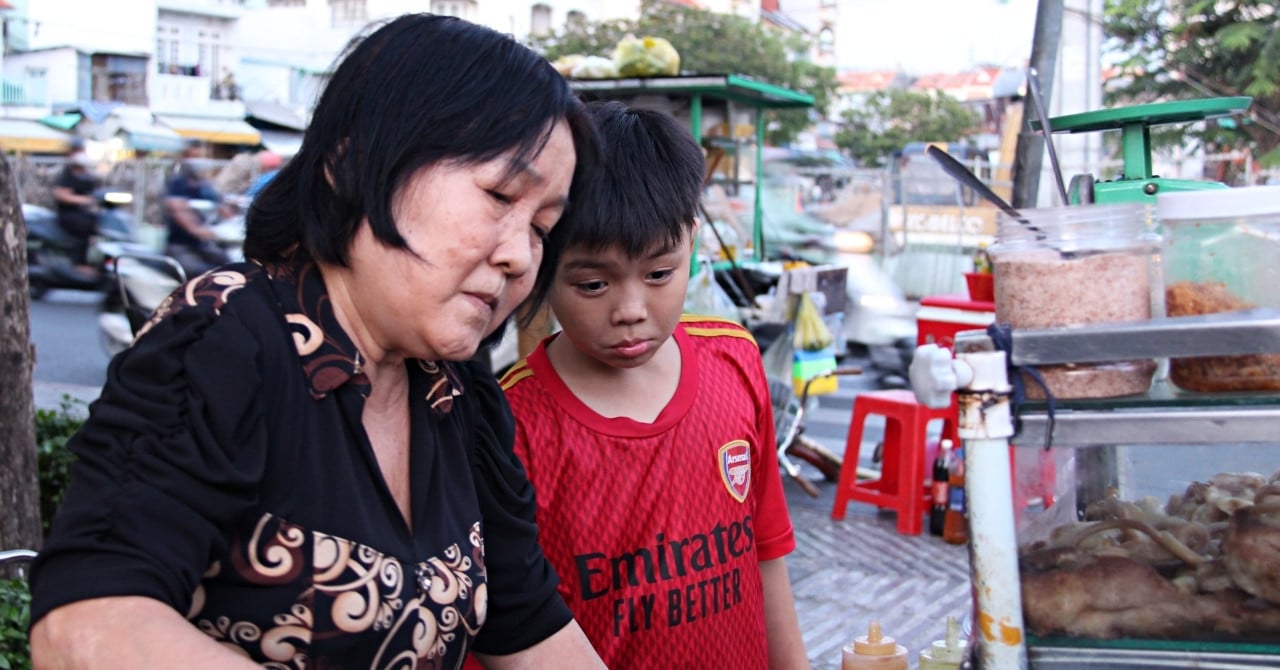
[497,356,537,395]
[678,314,757,348]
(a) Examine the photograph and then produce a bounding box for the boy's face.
[548,223,697,370]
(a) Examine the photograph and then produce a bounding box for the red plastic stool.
[831,389,959,535]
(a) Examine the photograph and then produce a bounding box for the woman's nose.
[492,219,535,278]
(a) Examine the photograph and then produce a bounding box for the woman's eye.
[531,224,550,242]
[487,190,513,205]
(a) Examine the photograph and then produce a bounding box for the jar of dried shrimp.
[988,202,1161,399]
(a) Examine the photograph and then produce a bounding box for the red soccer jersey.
[500,316,796,669]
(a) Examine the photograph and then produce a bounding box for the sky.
[832,0,1041,74]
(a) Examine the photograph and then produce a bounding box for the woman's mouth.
[464,293,498,319]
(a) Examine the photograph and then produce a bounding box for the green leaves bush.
[1,397,85,670]
[0,577,31,670]
[35,398,85,535]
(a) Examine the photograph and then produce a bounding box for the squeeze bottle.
[841,620,908,670]
[919,615,968,669]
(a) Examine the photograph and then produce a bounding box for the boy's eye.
[648,268,676,282]
[575,280,606,293]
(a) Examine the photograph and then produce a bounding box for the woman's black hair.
[524,100,705,317]
[244,13,599,272]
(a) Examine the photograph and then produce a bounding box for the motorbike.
[97,252,187,357]
[189,195,247,261]
[20,188,192,357]
[24,189,151,299]
[96,195,245,357]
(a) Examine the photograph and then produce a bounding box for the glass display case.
[948,309,1280,669]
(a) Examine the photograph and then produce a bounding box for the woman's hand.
[31,596,261,670]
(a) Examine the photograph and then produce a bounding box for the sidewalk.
[786,476,972,669]
[32,381,99,414]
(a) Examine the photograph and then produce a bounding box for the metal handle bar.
[0,549,38,567]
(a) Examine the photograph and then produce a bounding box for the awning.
[244,99,308,132]
[39,112,83,132]
[121,125,189,153]
[257,128,304,157]
[0,118,73,153]
[109,115,187,153]
[155,114,262,145]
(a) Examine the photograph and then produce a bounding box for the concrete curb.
[32,381,100,415]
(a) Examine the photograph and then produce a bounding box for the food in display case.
[1165,280,1280,392]
[1018,470,1280,640]
[1158,185,1280,393]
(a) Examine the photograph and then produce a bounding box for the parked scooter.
[25,190,152,299]
[97,196,244,357]
[97,253,187,357]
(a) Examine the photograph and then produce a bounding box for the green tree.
[834,89,982,167]
[1104,0,1280,170]
[530,0,837,144]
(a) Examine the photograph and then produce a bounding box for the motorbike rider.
[163,144,231,277]
[50,145,101,278]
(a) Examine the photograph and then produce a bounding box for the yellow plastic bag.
[611,35,681,77]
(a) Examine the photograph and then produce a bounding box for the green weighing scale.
[1032,96,1253,204]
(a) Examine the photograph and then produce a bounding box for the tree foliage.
[834,89,982,167]
[1104,0,1280,168]
[529,0,837,145]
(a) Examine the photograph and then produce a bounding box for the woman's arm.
[473,621,604,670]
[31,596,260,670]
[761,557,811,670]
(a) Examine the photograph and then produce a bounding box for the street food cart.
[910,97,1280,668]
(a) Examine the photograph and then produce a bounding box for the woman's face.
[345,120,576,362]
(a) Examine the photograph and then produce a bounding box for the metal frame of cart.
[934,310,1280,668]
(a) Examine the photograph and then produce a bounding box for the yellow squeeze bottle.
[841,620,907,670]
[918,615,968,670]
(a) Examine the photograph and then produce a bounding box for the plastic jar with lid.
[988,202,1161,399]
[1157,185,1280,392]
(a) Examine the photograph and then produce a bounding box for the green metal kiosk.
[569,74,816,262]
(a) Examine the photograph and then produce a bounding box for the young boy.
[499,101,809,669]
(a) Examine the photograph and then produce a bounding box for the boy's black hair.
[244,13,599,269]
[526,100,705,314]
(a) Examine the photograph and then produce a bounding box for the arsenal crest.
[717,440,751,502]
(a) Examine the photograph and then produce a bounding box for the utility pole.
[1011,0,1065,209]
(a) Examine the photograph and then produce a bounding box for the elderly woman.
[28,14,603,669]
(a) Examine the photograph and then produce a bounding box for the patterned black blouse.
[30,254,570,668]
